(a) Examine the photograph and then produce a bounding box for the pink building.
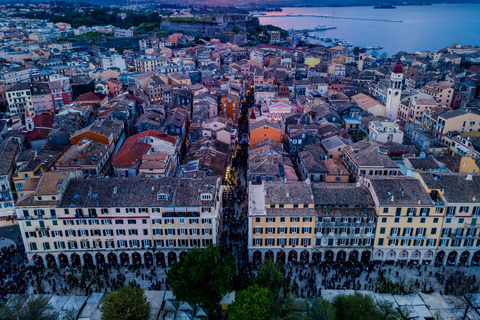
[398,98,438,124]
[31,82,54,114]
[261,99,297,121]
[107,78,122,97]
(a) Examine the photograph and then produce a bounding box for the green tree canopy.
[256,258,286,298]
[228,284,273,320]
[333,293,381,320]
[167,244,236,311]
[0,295,58,320]
[377,300,401,320]
[308,297,336,320]
[100,286,151,320]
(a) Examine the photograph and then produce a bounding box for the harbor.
[254,13,403,23]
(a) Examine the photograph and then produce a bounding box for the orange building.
[221,95,240,125]
[249,118,282,147]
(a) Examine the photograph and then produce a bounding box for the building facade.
[17,173,223,268]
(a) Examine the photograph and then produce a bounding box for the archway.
[71,253,81,267]
[325,250,334,262]
[277,250,285,264]
[120,252,129,266]
[33,255,44,268]
[423,250,434,263]
[288,250,298,263]
[460,251,470,265]
[300,250,309,264]
[46,254,56,268]
[108,252,117,265]
[168,251,177,265]
[410,251,421,264]
[58,253,68,268]
[95,253,105,265]
[399,250,408,261]
[132,252,141,266]
[336,250,346,262]
[265,250,274,261]
[179,251,187,262]
[374,250,384,262]
[349,250,359,262]
[361,250,371,264]
[447,251,457,265]
[312,252,321,263]
[472,251,480,266]
[253,250,262,264]
[385,250,396,263]
[144,252,153,266]
[436,251,446,265]
[83,253,93,266]
[156,252,165,266]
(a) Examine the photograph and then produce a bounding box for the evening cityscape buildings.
[0,1,479,318]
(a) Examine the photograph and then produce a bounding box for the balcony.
[35,226,50,231]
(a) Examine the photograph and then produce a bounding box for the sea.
[258,4,480,56]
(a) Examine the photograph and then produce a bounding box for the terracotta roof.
[25,128,50,141]
[33,114,55,128]
[74,91,107,103]
[112,130,176,169]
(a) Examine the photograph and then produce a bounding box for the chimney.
[286,191,289,197]
[467,174,473,181]
[391,195,394,202]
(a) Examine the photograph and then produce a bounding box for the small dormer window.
[74,193,80,199]
[158,194,168,201]
[201,194,212,201]
[92,193,98,198]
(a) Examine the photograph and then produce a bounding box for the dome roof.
[393,61,403,74]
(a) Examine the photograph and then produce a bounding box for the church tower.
[25,109,34,132]
[385,61,403,121]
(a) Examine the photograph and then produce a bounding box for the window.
[165,219,174,224]
[289,238,298,246]
[116,230,126,236]
[266,238,274,246]
[278,227,287,234]
[380,227,386,234]
[115,220,124,225]
[302,227,312,234]
[266,227,275,234]
[291,217,300,222]
[301,238,311,246]
[254,238,262,246]
[128,219,136,225]
[277,238,286,246]
[290,227,299,234]
[201,194,212,200]
[378,238,384,246]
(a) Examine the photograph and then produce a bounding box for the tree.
[256,259,286,298]
[100,286,151,320]
[308,297,335,320]
[0,295,58,320]
[167,244,236,311]
[353,47,360,55]
[333,293,381,320]
[377,300,400,320]
[228,285,273,320]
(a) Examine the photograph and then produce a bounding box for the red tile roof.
[33,114,55,129]
[25,128,50,141]
[112,130,177,169]
[75,92,107,103]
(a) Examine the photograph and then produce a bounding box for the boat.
[314,24,328,30]
[371,45,383,49]
[373,5,397,9]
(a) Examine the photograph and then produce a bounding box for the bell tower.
[385,61,403,121]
